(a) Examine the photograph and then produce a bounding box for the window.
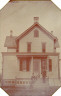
[20,58,30,71]
[34,30,39,37]
[20,60,22,71]
[42,43,46,52]
[33,59,40,72]
[49,59,52,72]
[20,59,26,71]
[22,60,26,71]
[27,42,31,52]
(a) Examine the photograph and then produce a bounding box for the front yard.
[1,86,60,96]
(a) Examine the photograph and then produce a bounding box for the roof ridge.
[16,22,57,41]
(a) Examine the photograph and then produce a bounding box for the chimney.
[34,17,39,23]
[10,30,13,37]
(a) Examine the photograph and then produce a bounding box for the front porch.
[2,78,61,96]
[17,55,48,80]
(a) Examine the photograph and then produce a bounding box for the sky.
[0,1,61,75]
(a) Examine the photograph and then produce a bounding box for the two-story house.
[2,17,60,87]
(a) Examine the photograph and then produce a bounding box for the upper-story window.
[34,29,39,37]
[27,42,31,52]
[42,42,46,52]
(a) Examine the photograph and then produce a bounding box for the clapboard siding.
[19,27,54,52]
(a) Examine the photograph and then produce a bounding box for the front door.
[33,59,40,77]
[41,59,47,79]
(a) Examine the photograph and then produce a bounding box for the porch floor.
[1,78,61,96]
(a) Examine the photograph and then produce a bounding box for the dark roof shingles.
[4,36,17,48]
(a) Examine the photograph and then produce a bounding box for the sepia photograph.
[0,0,61,96]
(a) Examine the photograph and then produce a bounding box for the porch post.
[40,59,42,78]
[47,58,49,78]
[31,56,34,76]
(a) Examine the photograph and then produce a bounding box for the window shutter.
[49,59,52,72]
[42,43,46,53]
[26,59,29,71]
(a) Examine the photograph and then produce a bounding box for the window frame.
[22,59,27,71]
[19,58,30,72]
[42,42,46,53]
[34,29,39,37]
[27,42,31,52]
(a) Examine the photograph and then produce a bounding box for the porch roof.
[17,55,48,58]
[2,52,59,56]
[17,53,48,57]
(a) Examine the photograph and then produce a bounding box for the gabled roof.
[4,22,59,48]
[4,36,17,48]
[16,22,58,41]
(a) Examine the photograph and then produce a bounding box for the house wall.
[2,55,34,80]
[2,27,59,86]
[3,55,19,79]
[7,48,16,52]
[2,54,59,86]
[47,55,59,78]
[19,27,54,53]
[16,58,33,79]
[3,54,59,80]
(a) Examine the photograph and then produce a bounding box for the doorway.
[33,58,40,78]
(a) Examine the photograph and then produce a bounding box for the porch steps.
[31,78,49,89]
